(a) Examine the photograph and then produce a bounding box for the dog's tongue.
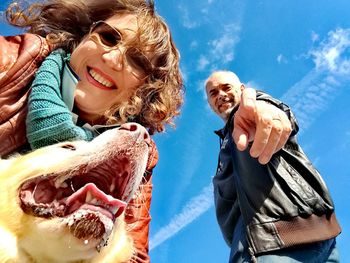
[66,183,126,219]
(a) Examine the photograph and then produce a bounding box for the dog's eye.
[61,144,76,151]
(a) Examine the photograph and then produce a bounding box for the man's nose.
[102,48,124,71]
[217,90,227,101]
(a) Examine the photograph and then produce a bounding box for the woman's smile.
[86,67,117,90]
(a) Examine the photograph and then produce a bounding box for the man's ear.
[240,83,245,91]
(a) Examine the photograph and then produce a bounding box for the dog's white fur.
[0,123,150,263]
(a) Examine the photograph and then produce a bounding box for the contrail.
[281,28,350,132]
[149,183,213,251]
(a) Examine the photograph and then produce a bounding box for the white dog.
[0,123,150,263]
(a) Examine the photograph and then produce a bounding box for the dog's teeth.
[60,181,68,188]
[54,177,70,188]
[84,240,89,245]
[109,182,115,192]
[54,178,64,188]
[86,191,93,203]
[90,198,98,205]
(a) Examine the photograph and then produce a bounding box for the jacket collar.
[214,104,240,139]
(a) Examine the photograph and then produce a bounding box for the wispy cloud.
[178,5,199,29]
[277,54,288,64]
[210,24,240,63]
[197,23,241,72]
[197,55,210,71]
[311,28,350,75]
[246,80,264,91]
[150,184,213,251]
[177,0,245,83]
[311,31,320,43]
[281,28,350,132]
[190,40,198,50]
[177,0,218,29]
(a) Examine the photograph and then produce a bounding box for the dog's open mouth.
[19,156,133,222]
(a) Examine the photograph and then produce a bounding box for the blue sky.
[1,0,349,262]
[151,0,350,262]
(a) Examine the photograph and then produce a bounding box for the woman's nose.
[102,48,124,71]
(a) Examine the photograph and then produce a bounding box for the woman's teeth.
[89,69,113,88]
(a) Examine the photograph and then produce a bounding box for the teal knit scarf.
[26,49,95,149]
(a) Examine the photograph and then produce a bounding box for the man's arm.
[232,88,297,164]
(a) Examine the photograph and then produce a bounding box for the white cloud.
[281,28,350,132]
[277,54,287,64]
[200,0,217,14]
[245,80,264,91]
[209,23,240,64]
[178,5,199,29]
[149,184,214,250]
[281,70,340,131]
[190,40,198,49]
[277,54,283,63]
[197,55,210,71]
[311,31,319,43]
[177,0,245,81]
[310,28,350,75]
[196,23,241,72]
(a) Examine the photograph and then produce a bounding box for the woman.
[0,0,184,262]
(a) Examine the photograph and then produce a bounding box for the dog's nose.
[119,123,151,144]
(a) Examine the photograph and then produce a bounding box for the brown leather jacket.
[0,34,156,262]
[0,34,50,157]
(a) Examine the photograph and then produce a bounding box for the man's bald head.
[205,71,244,122]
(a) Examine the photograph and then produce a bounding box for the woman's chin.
[73,106,104,124]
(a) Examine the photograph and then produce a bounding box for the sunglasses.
[89,20,154,80]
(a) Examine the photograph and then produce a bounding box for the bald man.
[205,71,340,263]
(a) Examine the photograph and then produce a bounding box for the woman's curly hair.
[6,0,184,134]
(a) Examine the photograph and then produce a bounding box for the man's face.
[206,72,244,122]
